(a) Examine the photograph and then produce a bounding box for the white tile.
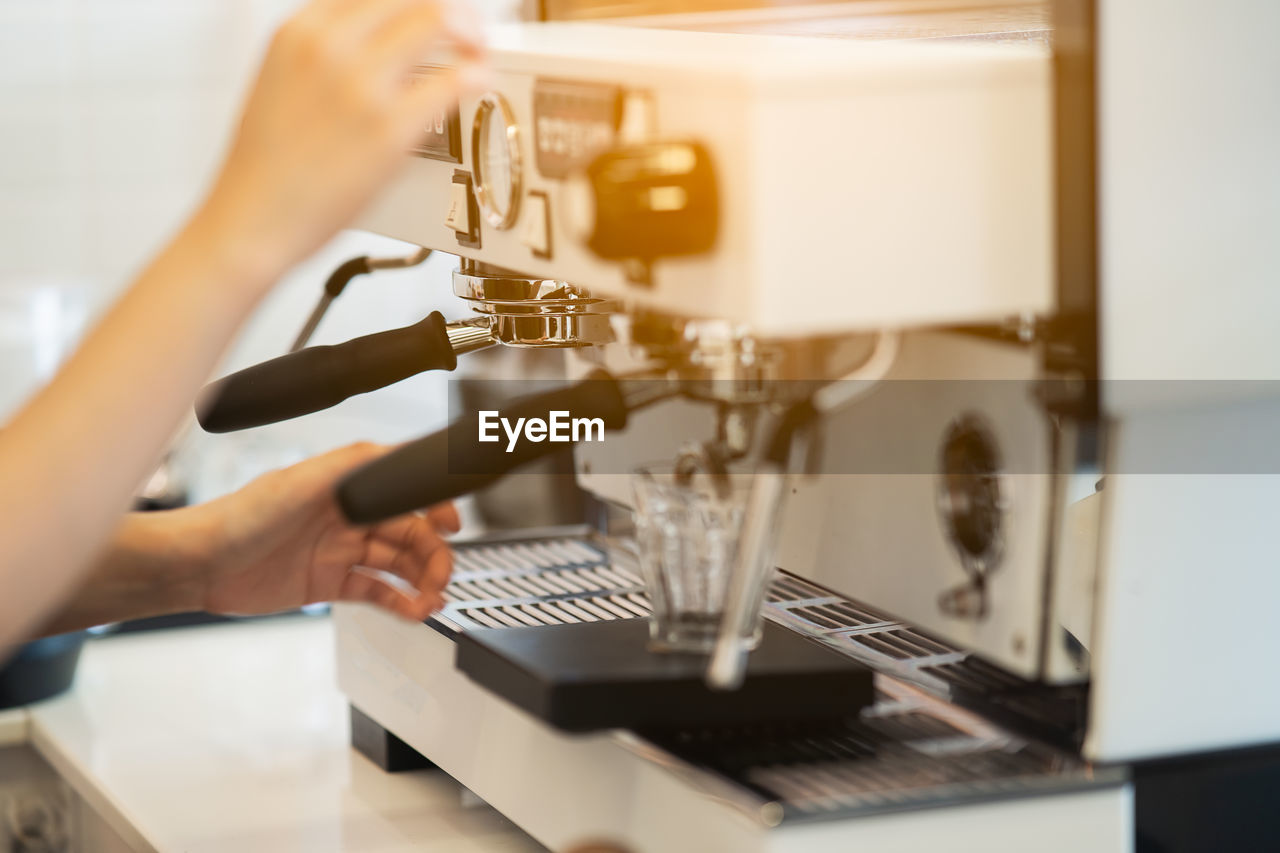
[70,3,249,88]
[83,185,201,279]
[0,187,89,274]
[73,90,228,181]
[0,24,74,88]
[0,97,78,187]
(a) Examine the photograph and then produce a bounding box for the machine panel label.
[411,67,461,162]
[533,79,623,178]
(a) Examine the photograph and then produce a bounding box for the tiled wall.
[0,1,293,285]
[0,0,521,498]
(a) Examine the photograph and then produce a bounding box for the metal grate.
[441,536,1082,736]
[743,743,1084,817]
[442,537,648,630]
[432,533,1105,821]
[637,675,1105,822]
[460,593,652,629]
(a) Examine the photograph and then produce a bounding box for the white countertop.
[10,616,544,853]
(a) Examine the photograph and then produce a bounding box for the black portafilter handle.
[196,312,458,433]
[336,371,630,525]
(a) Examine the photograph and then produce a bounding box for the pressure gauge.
[471,93,522,230]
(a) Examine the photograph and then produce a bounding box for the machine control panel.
[410,68,461,162]
[533,79,623,178]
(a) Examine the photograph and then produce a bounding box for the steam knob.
[566,142,718,263]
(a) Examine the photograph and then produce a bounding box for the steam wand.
[706,331,901,690]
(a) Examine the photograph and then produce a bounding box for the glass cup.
[630,462,771,654]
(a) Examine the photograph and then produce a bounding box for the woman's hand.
[195,0,488,287]
[38,444,461,637]
[194,443,461,620]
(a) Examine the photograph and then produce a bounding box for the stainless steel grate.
[766,584,980,690]
[441,537,648,630]
[460,593,652,629]
[744,743,1084,817]
[444,536,1059,711]
[638,674,1107,822]
[432,533,1106,823]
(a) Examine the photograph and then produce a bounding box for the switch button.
[447,170,481,248]
[445,181,471,234]
[520,190,552,259]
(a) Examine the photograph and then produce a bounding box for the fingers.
[392,65,485,150]
[354,511,455,601]
[360,537,453,592]
[326,0,427,38]
[332,0,485,54]
[371,513,449,563]
[366,2,447,67]
[307,0,485,78]
[426,501,462,534]
[334,440,390,468]
[343,565,443,621]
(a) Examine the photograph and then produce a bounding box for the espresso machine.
[198,0,1280,849]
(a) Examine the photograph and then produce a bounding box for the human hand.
[192,443,461,620]
[193,0,488,286]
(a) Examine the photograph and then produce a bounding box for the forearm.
[0,215,276,649]
[0,0,479,652]
[37,511,213,637]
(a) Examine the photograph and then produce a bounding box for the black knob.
[570,142,718,262]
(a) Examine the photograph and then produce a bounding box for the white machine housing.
[358,22,1053,336]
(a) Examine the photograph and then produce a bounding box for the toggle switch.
[445,182,471,234]
[447,170,481,248]
[520,190,552,259]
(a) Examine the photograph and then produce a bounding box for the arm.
[39,444,461,637]
[36,511,211,636]
[0,0,485,650]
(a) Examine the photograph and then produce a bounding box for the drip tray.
[455,618,874,732]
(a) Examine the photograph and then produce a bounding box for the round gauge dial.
[471,93,522,230]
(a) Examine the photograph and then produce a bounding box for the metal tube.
[290,294,336,353]
[367,246,431,271]
[291,248,435,352]
[706,465,787,690]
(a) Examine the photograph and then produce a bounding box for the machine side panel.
[1098,1,1280,396]
[1086,409,1280,761]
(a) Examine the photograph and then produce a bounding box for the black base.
[455,619,874,733]
[1135,741,1280,853]
[350,704,435,772]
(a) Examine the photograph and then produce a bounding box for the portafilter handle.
[196,313,494,433]
[336,370,653,525]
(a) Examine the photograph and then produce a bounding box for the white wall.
[0,0,516,499]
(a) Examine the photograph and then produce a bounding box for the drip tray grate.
[429,533,1114,823]
[442,537,646,629]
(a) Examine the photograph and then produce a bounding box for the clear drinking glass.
[631,462,770,654]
